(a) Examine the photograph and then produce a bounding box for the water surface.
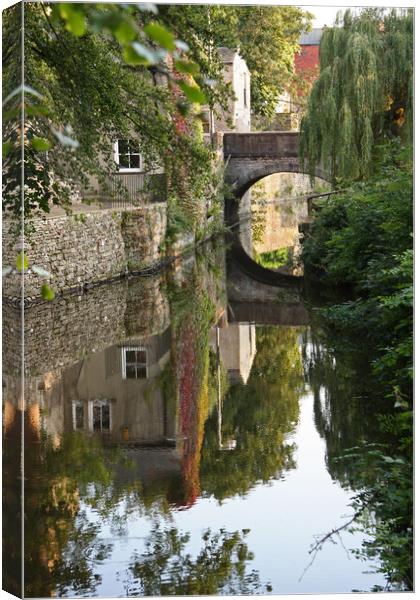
[3,243,388,596]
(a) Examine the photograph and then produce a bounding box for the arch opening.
[226,169,330,286]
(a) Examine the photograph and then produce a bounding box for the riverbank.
[2,204,223,304]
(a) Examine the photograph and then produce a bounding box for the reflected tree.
[300,324,392,484]
[124,525,265,596]
[164,254,222,507]
[201,327,302,500]
[301,322,412,590]
[23,430,122,597]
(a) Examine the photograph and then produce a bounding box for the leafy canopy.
[157,5,313,117]
[2,2,213,231]
[300,8,413,182]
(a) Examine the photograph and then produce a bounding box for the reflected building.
[210,322,256,386]
[64,327,173,444]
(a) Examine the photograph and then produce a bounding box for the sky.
[299,5,343,26]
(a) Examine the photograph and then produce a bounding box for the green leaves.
[144,22,176,51]
[31,137,52,151]
[174,59,200,76]
[179,82,207,105]
[57,3,87,37]
[300,9,413,181]
[15,252,28,272]
[114,19,137,44]
[41,284,56,301]
[3,141,12,156]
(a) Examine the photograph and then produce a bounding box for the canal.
[3,238,393,597]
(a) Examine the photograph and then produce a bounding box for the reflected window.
[122,346,147,379]
[114,139,142,171]
[88,400,111,431]
[72,401,84,430]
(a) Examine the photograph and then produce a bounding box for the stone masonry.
[2,204,167,301]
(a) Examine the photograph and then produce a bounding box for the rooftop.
[218,47,238,63]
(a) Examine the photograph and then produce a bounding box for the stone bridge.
[223,131,328,202]
[223,131,329,287]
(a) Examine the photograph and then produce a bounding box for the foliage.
[126,525,264,595]
[157,5,237,115]
[336,444,413,590]
[303,141,412,402]
[300,8,413,181]
[250,180,268,245]
[158,5,313,118]
[287,64,320,113]
[302,141,412,290]
[2,3,215,235]
[232,6,312,116]
[301,317,412,590]
[200,327,302,500]
[23,431,123,597]
[255,247,289,270]
[301,138,412,589]
[165,258,218,506]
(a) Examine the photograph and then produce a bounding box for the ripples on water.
[3,243,388,597]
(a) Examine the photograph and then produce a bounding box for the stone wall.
[2,204,167,301]
[3,274,170,379]
[250,173,328,275]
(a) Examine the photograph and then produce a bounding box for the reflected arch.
[223,132,330,285]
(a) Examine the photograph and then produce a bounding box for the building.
[294,28,323,79]
[85,48,251,206]
[207,47,251,134]
[258,28,323,132]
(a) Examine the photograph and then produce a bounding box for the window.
[114,139,142,172]
[72,401,85,430]
[122,346,147,379]
[243,74,247,108]
[88,400,111,431]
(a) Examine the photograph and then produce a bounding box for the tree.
[300,8,413,182]
[231,6,312,116]
[2,3,214,232]
[126,525,265,595]
[157,5,313,118]
[200,327,302,500]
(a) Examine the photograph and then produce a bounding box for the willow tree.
[300,8,413,182]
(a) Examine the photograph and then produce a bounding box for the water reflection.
[201,327,301,501]
[300,325,391,485]
[3,241,388,596]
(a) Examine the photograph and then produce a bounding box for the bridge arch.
[223,131,330,286]
[225,157,328,201]
[223,132,329,205]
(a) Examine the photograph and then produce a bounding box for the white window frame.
[121,346,148,380]
[88,399,112,432]
[113,139,143,173]
[72,400,85,431]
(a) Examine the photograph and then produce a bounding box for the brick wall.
[295,45,319,72]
